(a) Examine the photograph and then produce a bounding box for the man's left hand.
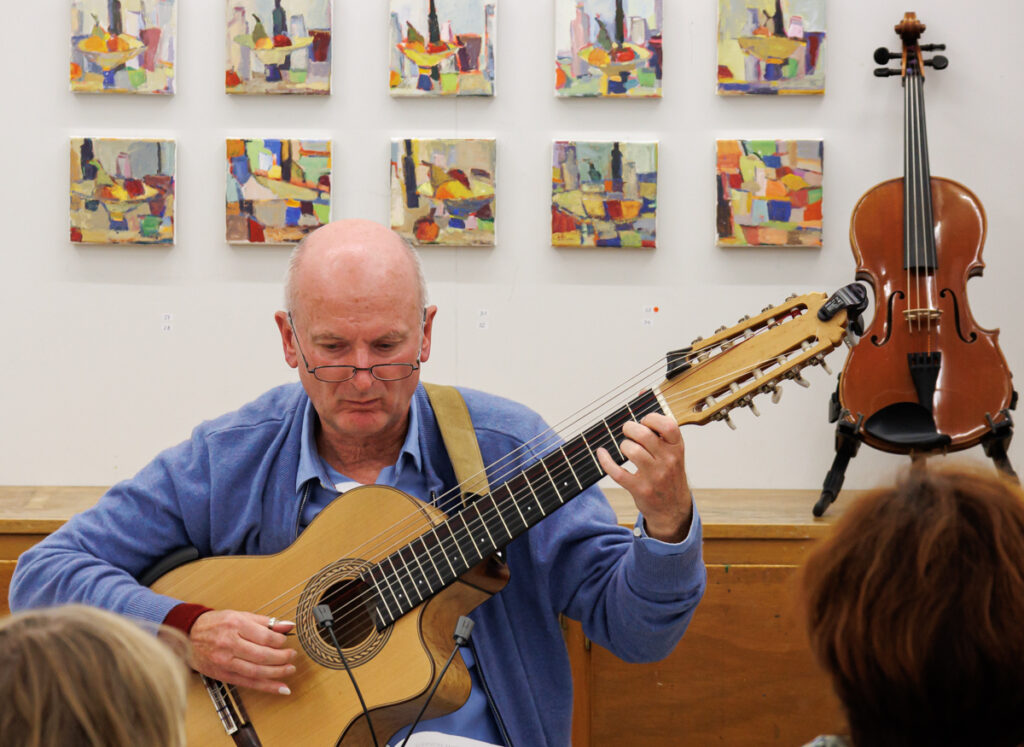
[596,413,692,543]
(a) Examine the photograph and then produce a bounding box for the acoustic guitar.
[151,290,854,746]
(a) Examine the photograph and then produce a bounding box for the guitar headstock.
[658,292,848,429]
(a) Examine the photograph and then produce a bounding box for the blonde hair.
[0,605,190,747]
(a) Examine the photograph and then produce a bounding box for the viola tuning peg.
[874,68,901,77]
[925,55,949,70]
[920,43,946,52]
[873,46,899,64]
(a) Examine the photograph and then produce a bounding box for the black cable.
[314,604,380,747]
[399,616,475,747]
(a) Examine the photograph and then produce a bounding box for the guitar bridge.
[202,675,264,745]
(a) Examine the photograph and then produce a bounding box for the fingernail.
[286,665,297,674]
[279,686,291,696]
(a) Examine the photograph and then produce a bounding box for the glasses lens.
[314,366,356,383]
[371,364,416,381]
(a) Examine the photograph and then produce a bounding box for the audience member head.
[801,466,1024,747]
[0,604,189,747]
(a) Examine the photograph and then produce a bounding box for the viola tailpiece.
[815,12,1017,517]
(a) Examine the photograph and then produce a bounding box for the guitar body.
[151,485,509,746]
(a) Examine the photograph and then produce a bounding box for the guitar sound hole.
[318,577,375,649]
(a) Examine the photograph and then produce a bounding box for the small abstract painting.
[717,0,825,95]
[390,139,496,247]
[390,0,496,96]
[226,139,331,244]
[552,141,657,247]
[555,0,662,98]
[716,139,823,247]
[71,0,176,94]
[226,0,331,94]
[70,138,175,244]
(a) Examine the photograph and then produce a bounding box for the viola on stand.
[815,12,1017,516]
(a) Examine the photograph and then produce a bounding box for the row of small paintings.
[70,0,826,97]
[70,137,824,248]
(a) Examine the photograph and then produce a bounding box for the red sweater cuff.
[163,603,213,634]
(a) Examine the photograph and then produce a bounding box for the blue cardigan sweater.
[10,382,706,746]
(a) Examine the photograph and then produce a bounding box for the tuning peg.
[771,384,783,403]
[715,325,727,334]
[691,335,704,345]
[816,354,832,375]
[874,68,901,77]
[921,43,946,52]
[697,351,710,362]
[873,46,900,64]
[925,55,948,70]
[792,372,811,388]
[785,293,797,300]
[737,314,750,323]
[761,304,773,313]
[743,397,760,417]
[723,413,737,430]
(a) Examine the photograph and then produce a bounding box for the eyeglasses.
[287,313,421,384]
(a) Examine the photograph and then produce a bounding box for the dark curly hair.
[800,467,1024,747]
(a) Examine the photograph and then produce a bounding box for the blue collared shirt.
[295,400,503,746]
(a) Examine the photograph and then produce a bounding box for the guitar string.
[245,341,819,697]
[249,307,821,626]
[250,309,827,630]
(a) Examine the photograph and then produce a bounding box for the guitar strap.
[423,382,490,509]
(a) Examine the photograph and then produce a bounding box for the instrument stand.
[814,402,1018,517]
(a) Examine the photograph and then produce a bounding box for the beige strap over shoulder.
[423,382,490,508]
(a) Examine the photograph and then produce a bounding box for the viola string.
[252,309,832,628]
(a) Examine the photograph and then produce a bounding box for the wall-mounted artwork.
[717,0,825,95]
[226,0,331,94]
[389,0,496,96]
[552,141,657,247]
[390,139,496,247]
[716,139,822,247]
[555,0,663,98]
[71,0,176,94]
[70,138,175,244]
[226,139,331,244]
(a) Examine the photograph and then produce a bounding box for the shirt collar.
[296,395,423,493]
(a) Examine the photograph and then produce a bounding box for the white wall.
[3,0,1023,496]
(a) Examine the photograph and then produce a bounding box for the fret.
[579,429,605,473]
[601,418,625,461]
[410,535,445,591]
[539,453,567,504]
[525,461,563,515]
[563,434,604,487]
[432,520,471,577]
[445,514,481,569]
[474,494,513,548]
[427,524,459,579]
[396,545,427,604]
[467,501,496,550]
[559,446,583,491]
[365,565,398,624]
[497,481,529,534]
[487,492,513,538]
[381,554,414,609]
[519,468,548,517]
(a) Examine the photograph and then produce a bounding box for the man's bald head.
[284,220,427,317]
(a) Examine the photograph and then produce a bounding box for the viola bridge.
[902,307,942,323]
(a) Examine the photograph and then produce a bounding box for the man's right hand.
[188,610,297,694]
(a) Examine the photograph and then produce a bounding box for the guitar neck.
[365,388,664,628]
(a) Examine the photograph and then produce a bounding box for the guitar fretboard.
[364,388,665,629]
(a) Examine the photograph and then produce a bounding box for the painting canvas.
[716,139,822,247]
[71,0,176,94]
[390,139,496,247]
[555,0,662,98]
[226,139,331,244]
[390,0,496,96]
[70,138,175,244]
[552,141,657,247]
[717,0,825,95]
[226,0,331,94]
